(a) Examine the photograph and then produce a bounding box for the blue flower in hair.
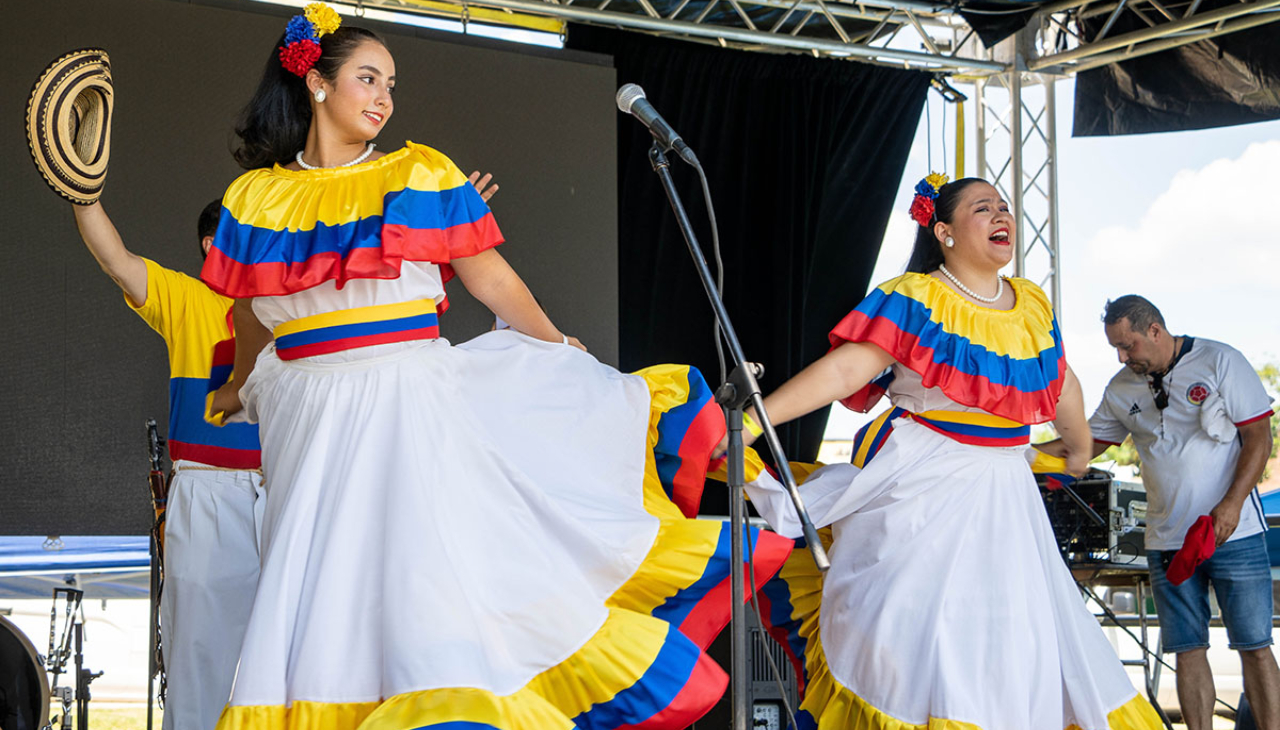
[914,179,939,199]
[284,15,317,45]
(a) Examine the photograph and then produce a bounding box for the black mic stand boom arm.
[646,142,829,730]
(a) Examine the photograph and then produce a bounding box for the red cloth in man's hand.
[1167,515,1216,586]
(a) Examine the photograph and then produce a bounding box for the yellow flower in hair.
[925,172,950,191]
[305,2,342,37]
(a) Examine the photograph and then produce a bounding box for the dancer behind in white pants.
[70,199,263,730]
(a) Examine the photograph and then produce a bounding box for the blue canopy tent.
[0,536,150,599]
[1260,489,1280,567]
[1260,489,1280,515]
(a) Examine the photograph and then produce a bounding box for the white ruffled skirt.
[220,330,791,730]
[745,419,1161,730]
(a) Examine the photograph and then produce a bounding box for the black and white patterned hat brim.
[26,48,113,205]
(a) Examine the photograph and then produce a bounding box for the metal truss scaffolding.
[352,0,1280,75]
[320,0,1277,312]
[972,41,1063,314]
[1029,0,1280,74]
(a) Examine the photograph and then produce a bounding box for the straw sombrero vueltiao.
[26,48,113,205]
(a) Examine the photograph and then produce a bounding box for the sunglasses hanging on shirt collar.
[1149,336,1195,410]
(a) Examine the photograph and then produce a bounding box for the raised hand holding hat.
[25,48,113,205]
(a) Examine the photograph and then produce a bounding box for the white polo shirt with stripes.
[1090,337,1275,550]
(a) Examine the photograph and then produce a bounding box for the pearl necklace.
[295,143,376,170]
[938,263,1004,303]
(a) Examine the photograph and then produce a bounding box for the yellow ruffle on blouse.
[831,273,1066,425]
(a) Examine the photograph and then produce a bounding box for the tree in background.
[1095,435,1142,476]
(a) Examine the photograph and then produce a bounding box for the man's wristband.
[742,412,764,438]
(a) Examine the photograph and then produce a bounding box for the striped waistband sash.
[851,406,908,468]
[909,410,1030,447]
[273,299,439,361]
[851,407,1030,468]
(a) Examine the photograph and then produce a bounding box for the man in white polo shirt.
[1041,294,1277,730]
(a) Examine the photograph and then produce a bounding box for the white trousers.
[160,461,264,730]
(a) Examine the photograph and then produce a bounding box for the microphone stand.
[646,142,829,730]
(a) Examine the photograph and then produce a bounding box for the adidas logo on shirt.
[1129,403,1142,416]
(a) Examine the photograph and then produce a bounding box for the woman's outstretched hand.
[468,171,499,202]
[1032,438,1095,477]
[711,428,760,460]
[1065,450,1090,477]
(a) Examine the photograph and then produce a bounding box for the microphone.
[615,84,699,166]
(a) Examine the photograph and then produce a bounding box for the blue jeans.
[1147,531,1274,653]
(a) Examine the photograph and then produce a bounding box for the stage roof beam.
[1065,7,1280,71]
[1029,0,1280,71]
[345,0,1280,77]
[390,0,1013,70]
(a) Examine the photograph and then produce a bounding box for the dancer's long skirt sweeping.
[747,419,1162,730]
[219,329,791,730]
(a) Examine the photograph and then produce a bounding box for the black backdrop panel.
[1074,0,1280,135]
[2,0,616,535]
[568,27,929,509]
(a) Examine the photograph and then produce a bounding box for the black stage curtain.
[1074,0,1280,135]
[957,3,1039,48]
[567,27,929,498]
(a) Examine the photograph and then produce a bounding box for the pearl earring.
[945,236,955,248]
[314,89,327,103]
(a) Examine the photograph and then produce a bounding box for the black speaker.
[693,603,802,730]
[1037,469,1148,569]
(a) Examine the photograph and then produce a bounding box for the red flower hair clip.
[279,40,322,77]
[909,195,935,227]
[908,172,949,227]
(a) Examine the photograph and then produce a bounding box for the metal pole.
[728,425,748,730]
[75,620,86,730]
[1044,75,1062,317]
[1010,68,1026,279]
[1138,580,1153,699]
[974,77,987,180]
[1152,631,1164,704]
[147,535,159,730]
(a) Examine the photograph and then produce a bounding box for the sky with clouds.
[824,76,1280,439]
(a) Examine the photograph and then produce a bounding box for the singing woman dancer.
[723,175,1163,729]
[202,5,790,730]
